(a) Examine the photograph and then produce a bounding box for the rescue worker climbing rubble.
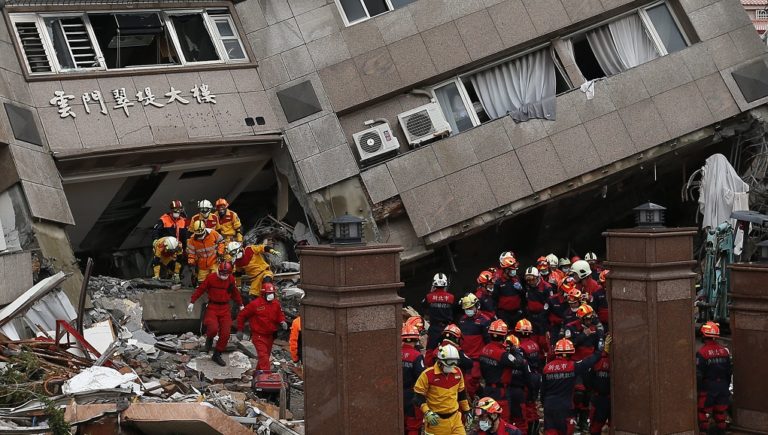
[189,199,219,230]
[474,396,522,435]
[227,240,280,298]
[152,200,188,246]
[696,321,732,435]
[187,262,243,367]
[187,220,225,284]
[413,343,471,435]
[236,282,287,371]
[215,198,242,243]
[151,236,182,282]
[403,324,426,435]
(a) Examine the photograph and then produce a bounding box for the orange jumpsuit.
[186,229,225,282]
[289,317,302,363]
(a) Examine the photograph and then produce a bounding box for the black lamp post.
[330,213,364,245]
[633,202,666,227]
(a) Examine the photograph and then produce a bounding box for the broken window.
[89,13,179,68]
[335,0,417,26]
[168,14,218,63]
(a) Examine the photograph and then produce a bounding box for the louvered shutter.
[13,19,52,73]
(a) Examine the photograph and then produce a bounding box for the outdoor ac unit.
[352,122,400,164]
[397,102,452,148]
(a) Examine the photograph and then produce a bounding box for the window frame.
[637,1,691,56]
[431,77,484,132]
[756,9,768,20]
[334,0,395,27]
[10,8,249,76]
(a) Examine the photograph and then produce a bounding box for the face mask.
[541,269,550,276]
[486,285,494,293]
[218,273,229,280]
[506,269,517,277]
[236,251,244,259]
[441,363,455,373]
[465,309,476,317]
[479,420,492,431]
[201,211,210,217]
[172,212,180,219]
[218,209,226,216]
[266,294,275,301]
[561,267,570,274]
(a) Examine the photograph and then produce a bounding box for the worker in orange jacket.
[289,316,302,364]
[151,200,188,246]
[189,199,219,230]
[215,198,242,243]
[187,220,225,284]
[226,240,281,297]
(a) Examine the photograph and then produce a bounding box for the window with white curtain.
[568,1,688,80]
[431,47,570,133]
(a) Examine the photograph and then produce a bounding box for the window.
[11,9,248,75]
[431,47,570,133]
[568,1,688,80]
[335,0,417,26]
[756,9,768,20]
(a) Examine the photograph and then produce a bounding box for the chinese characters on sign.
[50,84,217,119]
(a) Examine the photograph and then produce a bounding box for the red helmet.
[443,324,462,341]
[402,325,420,340]
[489,319,508,337]
[561,277,577,294]
[477,270,495,285]
[218,262,233,276]
[215,198,229,209]
[262,282,276,294]
[701,321,720,338]
[515,318,533,334]
[170,200,183,210]
[555,338,575,355]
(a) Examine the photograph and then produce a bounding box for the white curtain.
[608,14,659,69]
[469,49,556,122]
[586,26,624,76]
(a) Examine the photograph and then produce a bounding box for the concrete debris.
[186,351,252,381]
[62,366,140,394]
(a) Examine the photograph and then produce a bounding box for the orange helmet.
[477,270,495,285]
[560,277,577,294]
[402,324,420,340]
[515,318,533,334]
[170,200,183,210]
[474,396,503,416]
[489,319,508,337]
[576,304,595,319]
[443,323,462,340]
[405,316,425,333]
[500,256,518,269]
[598,269,610,284]
[537,256,550,273]
[566,289,582,303]
[555,338,575,355]
[505,334,520,349]
[215,198,229,209]
[701,321,720,338]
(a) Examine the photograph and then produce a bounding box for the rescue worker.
[187,220,225,284]
[584,252,603,281]
[226,240,281,297]
[494,255,526,329]
[503,334,532,435]
[696,321,732,435]
[151,236,182,282]
[189,199,219,229]
[570,260,608,327]
[474,396,522,435]
[215,198,242,243]
[458,293,491,399]
[523,266,553,353]
[558,258,571,276]
[479,319,525,423]
[545,254,565,287]
[546,279,574,347]
[515,319,544,435]
[403,324,427,435]
[586,333,611,435]
[236,282,288,371]
[413,344,471,435]
[152,200,188,246]
[187,262,243,366]
[289,316,302,364]
[405,315,428,351]
[475,269,497,318]
[424,324,473,372]
[541,337,605,435]
[422,273,457,351]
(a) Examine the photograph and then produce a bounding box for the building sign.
[49,84,217,119]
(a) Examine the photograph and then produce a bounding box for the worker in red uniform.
[237,282,287,371]
[586,333,611,435]
[541,337,604,435]
[584,252,604,281]
[696,321,732,435]
[523,266,553,353]
[402,324,426,435]
[545,254,566,288]
[494,255,526,329]
[152,200,188,246]
[547,279,575,348]
[424,324,474,373]
[515,319,544,435]
[570,260,602,297]
[421,273,458,351]
[458,293,491,400]
[475,396,523,435]
[475,269,497,319]
[479,319,526,423]
[187,262,243,367]
[504,334,532,435]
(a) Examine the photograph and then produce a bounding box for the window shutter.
[14,20,52,73]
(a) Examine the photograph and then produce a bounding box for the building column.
[603,227,698,435]
[299,244,404,435]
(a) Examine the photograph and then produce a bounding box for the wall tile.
[235,0,267,34]
[688,0,751,41]
[342,20,385,58]
[282,45,316,80]
[422,22,472,73]
[465,120,513,161]
[361,164,398,203]
[318,59,368,111]
[145,99,188,144]
[285,123,320,161]
[550,124,602,177]
[503,117,548,150]
[354,47,402,98]
[562,0,605,23]
[307,32,351,70]
[409,0,454,32]
[481,150,533,205]
[309,114,346,151]
[572,80,615,122]
[446,164,498,221]
[605,67,649,109]
[446,0,486,21]
[583,111,637,163]
[544,91,581,136]
[388,34,437,84]
[679,42,719,80]
[618,98,670,151]
[259,0,293,26]
[637,54,693,96]
[386,146,444,192]
[652,81,714,138]
[400,177,457,235]
[516,138,567,191]
[199,70,237,94]
[257,55,290,89]
[104,101,150,147]
[695,73,740,121]
[248,19,304,60]
[522,0,570,35]
[38,107,82,151]
[456,10,503,61]
[375,7,419,45]
[730,25,768,61]
[490,0,537,48]
[211,93,251,136]
[296,5,341,43]
[177,101,222,138]
[288,0,327,16]
[432,134,479,174]
[230,68,264,93]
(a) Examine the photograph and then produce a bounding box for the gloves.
[280,321,288,330]
[187,303,194,313]
[239,305,245,310]
[236,332,244,341]
[604,334,613,354]
[271,250,282,257]
[172,273,181,284]
[424,410,439,426]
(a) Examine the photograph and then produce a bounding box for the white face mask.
[479,420,492,431]
[541,269,550,276]
[561,267,570,274]
[218,273,229,280]
[465,309,476,317]
[265,294,275,301]
[236,251,244,259]
[172,212,180,219]
[441,364,455,373]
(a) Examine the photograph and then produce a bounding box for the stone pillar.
[603,228,698,435]
[728,263,768,434]
[299,244,404,435]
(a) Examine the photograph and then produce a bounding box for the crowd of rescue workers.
[148,200,732,435]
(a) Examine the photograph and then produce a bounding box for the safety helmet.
[262,282,276,294]
[515,318,533,334]
[505,334,520,349]
[477,270,495,285]
[546,254,559,268]
[499,251,515,264]
[500,256,518,269]
[198,199,213,213]
[460,293,479,309]
[437,344,460,365]
[488,319,508,337]
[566,289,582,304]
[598,269,610,284]
[571,256,581,263]
[432,273,448,288]
[585,252,598,262]
[443,324,462,341]
[560,277,577,294]
[701,321,720,338]
[524,267,539,278]
[554,338,575,355]
[190,220,206,236]
[401,324,420,341]
[405,316,425,333]
[215,198,229,209]
[227,241,243,256]
[170,200,183,210]
[218,262,233,276]
[570,260,592,280]
[576,304,595,319]
[558,257,571,267]
[474,396,503,416]
[163,236,179,252]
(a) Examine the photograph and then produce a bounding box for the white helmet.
[546,254,559,268]
[584,252,597,262]
[437,343,460,363]
[227,241,243,256]
[499,251,514,264]
[198,199,213,212]
[432,273,448,288]
[558,257,571,267]
[525,267,539,278]
[164,237,179,251]
[571,260,592,280]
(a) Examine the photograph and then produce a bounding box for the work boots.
[204,337,214,353]
[212,351,226,367]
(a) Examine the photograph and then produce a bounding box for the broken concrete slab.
[186,351,252,381]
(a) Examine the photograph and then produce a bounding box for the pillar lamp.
[330,213,364,245]
[633,202,666,227]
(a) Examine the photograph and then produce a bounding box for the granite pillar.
[603,227,698,435]
[299,244,404,435]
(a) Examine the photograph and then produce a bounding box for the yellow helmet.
[460,293,479,309]
[190,220,206,236]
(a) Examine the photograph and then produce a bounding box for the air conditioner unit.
[397,102,452,148]
[352,122,400,164]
